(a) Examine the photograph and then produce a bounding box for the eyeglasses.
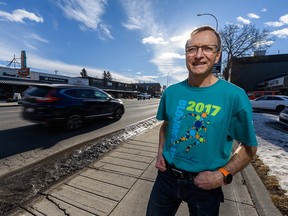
[186,45,219,55]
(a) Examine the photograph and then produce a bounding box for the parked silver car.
[279,106,288,126]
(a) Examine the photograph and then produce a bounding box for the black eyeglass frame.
[185,45,220,55]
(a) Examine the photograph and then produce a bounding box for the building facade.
[231,54,288,95]
[0,66,162,100]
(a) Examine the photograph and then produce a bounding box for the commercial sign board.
[0,67,31,79]
[39,76,68,83]
[71,77,89,86]
[18,68,30,77]
[267,77,284,87]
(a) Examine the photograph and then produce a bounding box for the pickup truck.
[137,93,151,100]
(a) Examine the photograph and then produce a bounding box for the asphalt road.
[0,98,159,177]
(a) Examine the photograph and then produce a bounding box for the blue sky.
[0,0,287,86]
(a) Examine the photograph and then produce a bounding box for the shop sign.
[18,68,30,77]
[267,77,284,87]
[39,76,68,83]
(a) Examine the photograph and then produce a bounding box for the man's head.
[185,26,221,77]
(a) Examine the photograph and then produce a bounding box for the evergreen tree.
[107,71,112,80]
[80,68,88,77]
[103,71,107,79]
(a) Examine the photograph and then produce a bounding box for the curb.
[0,103,20,107]
[241,163,283,216]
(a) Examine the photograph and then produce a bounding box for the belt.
[166,163,199,179]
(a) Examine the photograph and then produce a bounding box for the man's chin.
[190,70,207,75]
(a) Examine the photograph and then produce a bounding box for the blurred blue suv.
[21,84,125,130]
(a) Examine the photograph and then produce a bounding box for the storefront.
[0,67,89,100]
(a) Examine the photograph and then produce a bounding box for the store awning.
[0,79,41,86]
[103,88,139,93]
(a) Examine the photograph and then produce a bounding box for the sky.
[0,0,288,87]
[253,112,288,196]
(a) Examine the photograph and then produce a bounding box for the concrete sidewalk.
[9,124,282,216]
[0,101,19,107]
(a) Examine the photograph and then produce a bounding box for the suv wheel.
[113,108,123,120]
[65,113,83,130]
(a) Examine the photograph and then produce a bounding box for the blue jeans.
[146,170,223,216]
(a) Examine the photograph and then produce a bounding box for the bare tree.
[220,24,275,81]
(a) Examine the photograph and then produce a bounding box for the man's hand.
[194,171,224,190]
[155,154,167,172]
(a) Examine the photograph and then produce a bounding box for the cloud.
[98,23,114,40]
[135,75,159,82]
[261,8,267,12]
[254,40,274,48]
[121,0,156,32]
[271,28,288,38]
[158,52,185,60]
[23,41,38,51]
[0,9,43,23]
[0,37,137,84]
[27,33,49,43]
[22,33,50,51]
[279,14,288,24]
[142,36,167,45]
[121,1,145,31]
[236,16,251,24]
[265,14,288,27]
[57,0,112,39]
[265,21,283,27]
[120,0,189,83]
[248,13,260,19]
[170,35,183,42]
[28,54,137,83]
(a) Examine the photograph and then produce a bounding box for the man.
[146,26,258,216]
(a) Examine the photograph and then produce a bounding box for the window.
[80,89,95,98]
[268,97,282,101]
[65,89,79,97]
[94,90,109,99]
[256,96,267,101]
[25,86,52,97]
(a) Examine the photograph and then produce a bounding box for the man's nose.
[195,47,204,57]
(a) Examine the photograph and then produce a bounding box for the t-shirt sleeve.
[228,92,258,146]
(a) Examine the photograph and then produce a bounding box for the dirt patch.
[251,155,288,216]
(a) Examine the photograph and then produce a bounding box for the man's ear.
[215,50,222,64]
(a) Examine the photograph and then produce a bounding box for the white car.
[250,95,288,112]
[137,93,151,100]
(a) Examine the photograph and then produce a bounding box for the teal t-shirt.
[157,79,258,172]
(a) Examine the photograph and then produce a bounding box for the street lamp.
[197,13,218,31]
